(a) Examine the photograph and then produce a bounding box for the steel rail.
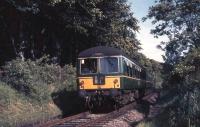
[76,102,136,127]
[39,111,89,127]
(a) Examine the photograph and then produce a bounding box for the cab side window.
[123,58,128,76]
[129,66,133,77]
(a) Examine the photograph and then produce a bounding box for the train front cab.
[77,55,146,98]
[78,56,121,97]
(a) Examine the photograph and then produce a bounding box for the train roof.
[78,46,128,58]
[78,46,143,68]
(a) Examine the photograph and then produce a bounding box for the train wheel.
[113,100,119,111]
[113,96,121,110]
[129,92,135,102]
[85,96,94,112]
[134,90,139,100]
[97,95,104,107]
[139,89,145,99]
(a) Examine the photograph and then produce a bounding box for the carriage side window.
[135,69,137,77]
[132,68,134,77]
[136,69,141,78]
[100,57,118,74]
[80,59,97,74]
[128,66,131,77]
[136,70,139,78]
[139,71,141,78]
[135,70,137,78]
[141,70,146,80]
[129,66,133,77]
[123,58,129,76]
[125,66,128,76]
[133,66,136,77]
[135,69,139,78]
[139,70,141,78]
[129,64,134,77]
[126,66,129,76]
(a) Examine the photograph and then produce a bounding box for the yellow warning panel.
[78,76,120,90]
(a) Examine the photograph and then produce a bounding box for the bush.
[0,81,61,127]
[0,56,77,126]
[1,56,77,102]
[162,48,200,127]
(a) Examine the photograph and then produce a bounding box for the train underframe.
[79,89,145,111]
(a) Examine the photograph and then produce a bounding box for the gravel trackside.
[104,109,145,127]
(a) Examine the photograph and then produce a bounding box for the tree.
[0,0,140,65]
[146,1,200,126]
[145,0,200,64]
[94,0,140,58]
[0,0,102,64]
[168,48,200,126]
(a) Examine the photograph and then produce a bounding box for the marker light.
[81,59,85,64]
[80,81,84,86]
[79,81,84,88]
[113,79,118,84]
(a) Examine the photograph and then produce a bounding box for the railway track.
[39,102,136,127]
[39,91,160,127]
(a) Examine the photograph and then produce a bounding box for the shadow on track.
[51,90,85,117]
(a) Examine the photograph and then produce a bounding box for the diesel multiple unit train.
[77,46,152,110]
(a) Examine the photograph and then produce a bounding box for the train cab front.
[78,72,121,96]
[77,57,121,110]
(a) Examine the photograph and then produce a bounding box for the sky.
[127,0,168,62]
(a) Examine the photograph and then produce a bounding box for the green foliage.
[0,81,18,107]
[0,57,77,126]
[160,48,200,126]
[0,82,16,126]
[0,0,140,65]
[174,48,200,82]
[145,0,200,64]
[0,81,61,127]
[146,1,200,125]
[93,0,140,57]
[137,53,164,88]
[1,56,76,102]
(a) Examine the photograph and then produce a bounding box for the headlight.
[79,81,84,88]
[113,79,118,84]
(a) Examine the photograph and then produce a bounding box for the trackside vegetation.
[0,56,77,126]
[140,0,200,126]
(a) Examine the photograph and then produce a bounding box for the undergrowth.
[0,57,77,126]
